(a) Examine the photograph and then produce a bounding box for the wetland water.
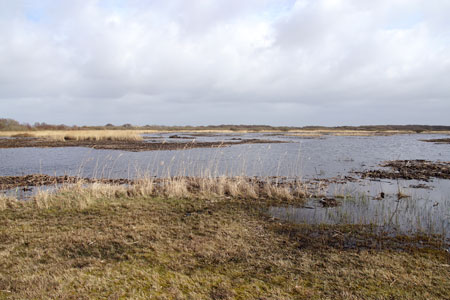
[1,132,449,239]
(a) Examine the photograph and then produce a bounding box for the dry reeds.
[1,130,144,141]
[1,176,447,299]
[28,176,311,210]
[0,194,19,211]
[33,181,128,209]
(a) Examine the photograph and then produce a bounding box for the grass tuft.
[0,194,20,211]
[28,177,310,210]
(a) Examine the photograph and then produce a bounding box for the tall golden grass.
[1,130,143,141]
[26,176,311,210]
[0,194,18,211]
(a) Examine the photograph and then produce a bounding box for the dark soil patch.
[0,137,285,152]
[274,223,448,252]
[358,160,450,181]
[409,183,433,189]
[313,176,359,184]
[421,138,450,144]
[168,135,193,139]
[319,197,340,207]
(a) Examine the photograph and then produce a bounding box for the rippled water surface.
[1,133,449,178]
[1,132,449,238]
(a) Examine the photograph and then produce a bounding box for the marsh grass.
[3,130,144,141]
[396,190,411,200]
[1,131,449,297]
[0,184,449,299]
[28,176,310,210]
[0,194,20,211]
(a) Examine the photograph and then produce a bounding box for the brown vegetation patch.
[422,138,450,144]
[168,134,193,139]
[272,223,447,252]
[10,133,35,138]
[1,175,319,206]
[409,183,433,189]
[0,137,284,151]
[319,197,341,207]
[0,189,449,299]
[358,160,450,181]
[0,174,132,190]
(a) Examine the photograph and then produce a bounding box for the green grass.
[0,188,449,299]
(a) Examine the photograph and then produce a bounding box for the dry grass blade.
[0,194,20,211]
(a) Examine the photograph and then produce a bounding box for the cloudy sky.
[1,0,449,126]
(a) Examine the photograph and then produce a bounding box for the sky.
[0,0,449,126]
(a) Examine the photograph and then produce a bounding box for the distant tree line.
[0,118,75,131]
[0,119,28,131]
[1,118,450,132]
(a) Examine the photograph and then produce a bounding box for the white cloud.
[0,0,449,125]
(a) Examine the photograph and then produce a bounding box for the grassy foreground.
[0,185,449,299]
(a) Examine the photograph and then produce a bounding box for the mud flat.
[0,137,284,152]
[358,160,450,181]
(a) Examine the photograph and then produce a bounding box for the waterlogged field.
[1,132,450,239]
[1,131,450,299]
[1,132,448,178]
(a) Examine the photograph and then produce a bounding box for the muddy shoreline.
[422,138,450,144]
[0,174,319,195]
[0,137,285,151]
[358,160,450,181]
[0,174,133,190]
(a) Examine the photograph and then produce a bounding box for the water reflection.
[1,133,449,238]
[1,133,449,179]
[269,180,450,239]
